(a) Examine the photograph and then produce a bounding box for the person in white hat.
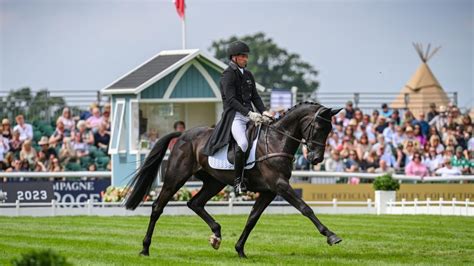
[429,105,448,133]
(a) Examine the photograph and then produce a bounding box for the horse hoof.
[139,250,149,256]
[237,250,247,258]
[327,234,342,246]
[209,234,221,250]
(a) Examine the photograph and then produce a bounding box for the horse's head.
[303,106,342,165]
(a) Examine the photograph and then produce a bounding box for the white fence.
[0,199,376,217]
[387,198,474,216]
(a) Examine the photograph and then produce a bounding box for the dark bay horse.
[125,102,342,258]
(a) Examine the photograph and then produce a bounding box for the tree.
[209,32,319,93]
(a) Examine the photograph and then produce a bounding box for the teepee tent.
[391,43,450,113]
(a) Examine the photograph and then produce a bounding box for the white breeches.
[231,112,250,152]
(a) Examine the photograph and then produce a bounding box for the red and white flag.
[174,0,185,19]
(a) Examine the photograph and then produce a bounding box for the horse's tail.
[124,131,182,210]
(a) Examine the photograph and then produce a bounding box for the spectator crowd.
[1,103,111,173]
[295,101,474,180]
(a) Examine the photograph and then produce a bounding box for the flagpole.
[182,16,186,49]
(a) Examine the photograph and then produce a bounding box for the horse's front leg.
[276,179,342,246]
[235,191,276,258]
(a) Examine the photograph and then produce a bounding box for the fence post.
[228,196,234,215]
[452,198,456,216]
[466,199,470,216]
[401,199,406,214]
[387,199,392,214]
[439,197,443,215]
[414,198,418,215]
[51,200,56,216]
[367,198,372,209]
[15,200,20,216]
[332,198,337,209]
[87,200,92,216]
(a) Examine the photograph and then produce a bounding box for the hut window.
[110,100,126,154]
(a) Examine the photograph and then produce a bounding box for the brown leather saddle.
[227,122,259,165]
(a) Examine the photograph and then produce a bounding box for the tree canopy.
[209,32,319,93]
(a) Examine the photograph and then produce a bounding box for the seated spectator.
[362,114,374,133]
[376,144,397,168]
[168,121,186,150]
[88,163,97,172]
[13,115,33,142]
[429,135,444,154]
[403,140,416,164]
[344,101,355,120]
[86,107,103,131]
[353,109,363,124]
[328,132,340,150]
[80,103,98,121]
[371,134,392,156]
[429,105,448,133]
[344,150,360,173]
[375,159,395,174]
[380,103,393,118]
[390,109,401,125]
[325,150,344,172]
[76,120,95,145]
[451,146,470,174]
[371,110,380,124]
[424,147,443,174]
[38,136,57,159]
[59,137,76,164]
[33,161,47,172]
[2,118,13,141]
[18,159,30,172]
[337,136,353,158]
[403,127,420,149]
[382,119,396,143]
[435,157,461,177]
[412,112,429,137]
[141,128,159,148]
[48,157,63,172]
[9,129,22,155]
[394,144,407,171]
[375,116,387,134]
[413,124,427,146]
[460,114,472,129]
[101,103,111,130]
[0,135,10,161]
[402,109,415,125]
[19,139,37,166]
[427,102,438,122]
[295,145,310,170]
[360,151,379,173]
[405,151,429,177]
[3,152,14,170]
[468,132,474,152]
[49,120,71,147]
[71,133,89,158]
[57,107,76,134]
[355,134,371,160]
[454,125,467,150]
[94,122,110,152]
[391,125,406,148]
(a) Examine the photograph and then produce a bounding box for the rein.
[246,107,331,166]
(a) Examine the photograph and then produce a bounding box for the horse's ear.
[330,108,343,116]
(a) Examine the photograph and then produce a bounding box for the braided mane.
[274,101,321,122]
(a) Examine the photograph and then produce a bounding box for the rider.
[202,40,271,194]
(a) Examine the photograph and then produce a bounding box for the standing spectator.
[405,151,429,177]
[2,118,13,141]
[94,122,111,152]
[429,105,448,133]
[9,130,22,155]
[435,157,461,177]
[344,101,355,120]
[86,107,103,131]
[13,115,33,142]
[427,103,438,122]
[19,139,37,166]
[49,120,70,147]
[57,107,76,135]
[168,121,186,150]
[380,103,393,118]
[325,150,344,172]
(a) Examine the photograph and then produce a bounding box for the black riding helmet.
[227,41,250,59]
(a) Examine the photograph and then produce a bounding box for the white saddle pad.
[208,128,260,170]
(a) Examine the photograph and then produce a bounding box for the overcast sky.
[1,0,472,108]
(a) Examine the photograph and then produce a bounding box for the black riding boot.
[234,146,247,195]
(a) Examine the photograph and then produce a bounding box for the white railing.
[0,198,375,217]
[1,171,473,183]
[387,198,473,216]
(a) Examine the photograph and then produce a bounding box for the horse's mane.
[274,101,321,122]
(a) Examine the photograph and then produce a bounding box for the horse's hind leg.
[187,172,226,250]
[140,151,194,256]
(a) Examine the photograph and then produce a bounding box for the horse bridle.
[249,107,332,165]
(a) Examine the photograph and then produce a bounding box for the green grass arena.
[1,214,473,265]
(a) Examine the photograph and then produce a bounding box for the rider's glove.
[247,111,264,124]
